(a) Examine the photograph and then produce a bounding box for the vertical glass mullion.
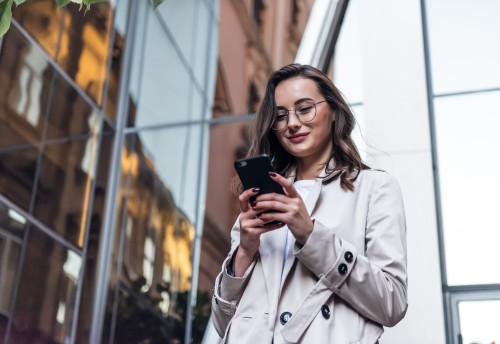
[419,0,452,342]
[68,1,121,342]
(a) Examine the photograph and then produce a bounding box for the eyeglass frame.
[272,100,327,131]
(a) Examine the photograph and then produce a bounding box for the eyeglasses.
[272,100,326,131]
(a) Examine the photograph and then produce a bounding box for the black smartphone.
[234,155,285,196]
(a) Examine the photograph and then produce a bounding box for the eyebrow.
[276,97,314,108]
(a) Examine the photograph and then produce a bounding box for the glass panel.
[0,26,52,146]
[131,126,203,221]
[426,0,500,94]
[32,130,101,248]
[332,0,363,104]
[192,0,213,90]
[434,92,500,285]
[44,75,101,141]
[10,226,82,344]
[13,1,115,106]
[104,0,128,122]
[129,1,193,127]
[74,128,114,343]
[103,132,196,343]
[0,202,25,335]
[0,145,38,211]
[156,0,196,65]
[458,300,500,344]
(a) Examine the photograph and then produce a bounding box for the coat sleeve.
[294,173,408,327]
[211,219,257,337]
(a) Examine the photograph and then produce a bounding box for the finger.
[239,187,260,211]
[269,172,300,198]
[241,220,283,236]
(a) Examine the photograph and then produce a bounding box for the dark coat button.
[344,251,354,263]
[280,312,292,325]
[321,304,331,319]
[338,263,348,275]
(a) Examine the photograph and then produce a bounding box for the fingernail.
[269,172,277,177]
[252,187,260,193]
[250,201,256,208]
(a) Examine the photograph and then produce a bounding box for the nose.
[287,111,302,129]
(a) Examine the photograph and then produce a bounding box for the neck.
[295,150,332,181]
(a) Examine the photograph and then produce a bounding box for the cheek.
[276,132,287,146]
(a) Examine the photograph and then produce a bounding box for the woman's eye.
[276,114,287,121]
[297,106,313,114]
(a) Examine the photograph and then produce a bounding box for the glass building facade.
[0,0,219,343]
[1,0,499,343]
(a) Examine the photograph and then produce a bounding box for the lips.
[288,132,309,143]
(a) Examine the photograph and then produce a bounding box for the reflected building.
[0,0,217,343]
[0,0,313,343]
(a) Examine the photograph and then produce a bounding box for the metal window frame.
[420,1,500,343]
[294,0,349,72]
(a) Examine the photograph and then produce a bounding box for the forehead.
[274,77,321,105]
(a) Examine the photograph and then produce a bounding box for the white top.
[282,179,316,273]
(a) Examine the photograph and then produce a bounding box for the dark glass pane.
[103,133,195,343]
[0,202,26,343]
[32,132,100,248]
[0,145,38,211]
[13,1,114,106]
[44,74,101,141]
[10,226,82,344]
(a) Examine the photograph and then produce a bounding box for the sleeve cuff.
[216,250,257,302]
[294,220,358,292]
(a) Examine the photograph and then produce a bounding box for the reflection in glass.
[434,92,500,285]
[459,300,500,344]
[426,0,500,94]
[156,0,197,64]
[128,0,192,127]
[33,131,100,248]
[132,126,203,221]
[102,133,195,343]
[0,145,39,212]
[44,75,101,141]
[0,202,25,340]
[0,27,51,147]
[10,226,82,344]
[13,0,115,105]
[75,130,114,343]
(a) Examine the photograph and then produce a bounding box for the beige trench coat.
[211,169,408,344]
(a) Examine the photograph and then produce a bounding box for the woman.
[211,64,407,343]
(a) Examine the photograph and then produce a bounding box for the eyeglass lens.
[273,101,317,130]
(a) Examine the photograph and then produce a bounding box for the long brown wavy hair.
[238,63,368,192]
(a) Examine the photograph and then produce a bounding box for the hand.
[235,187,285,276]
[252,172,314,245]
